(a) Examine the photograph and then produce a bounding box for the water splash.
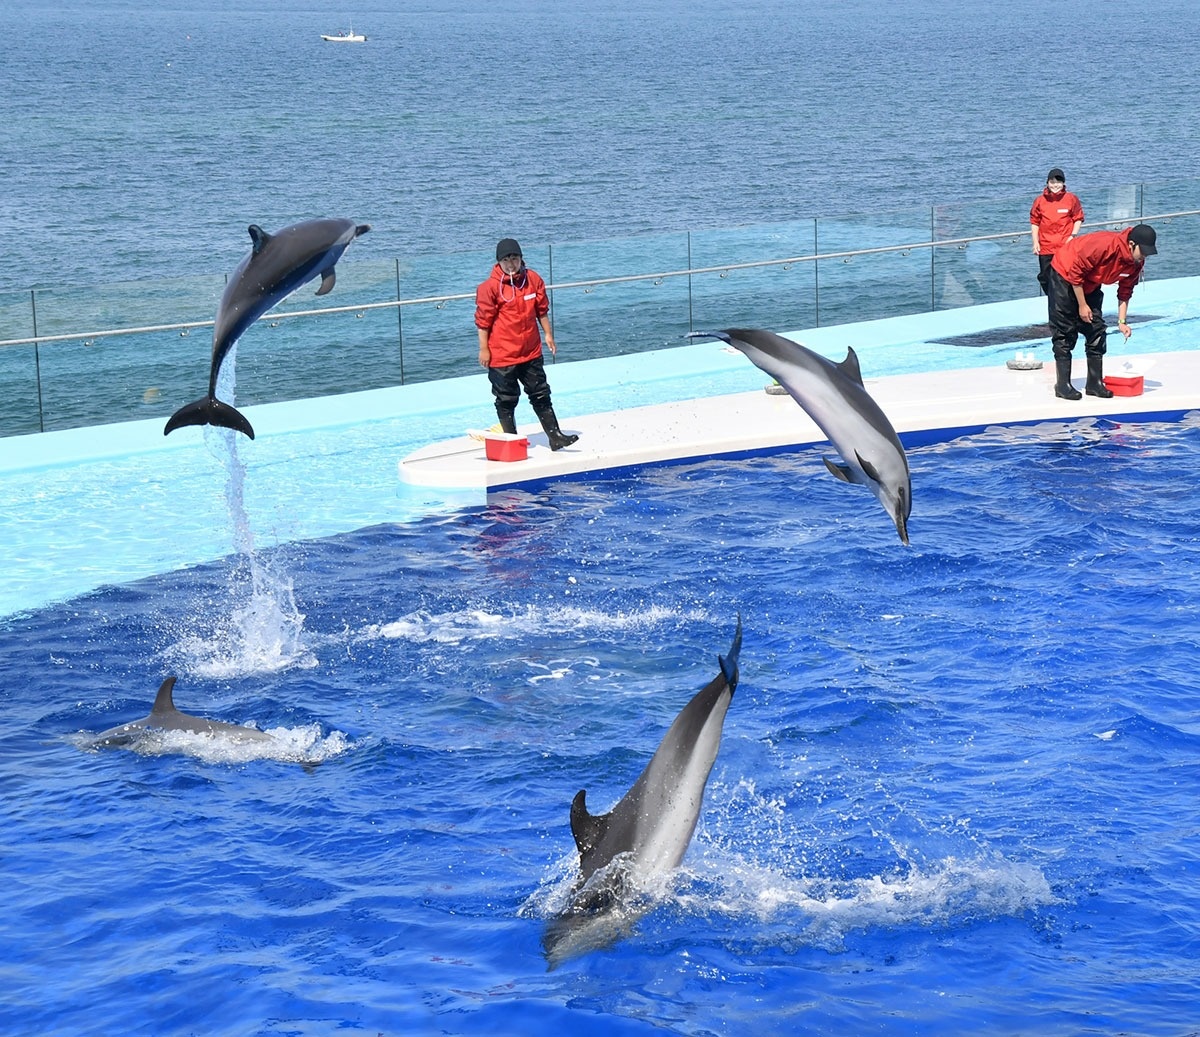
[70,722,352,766]
[164,351,313,677]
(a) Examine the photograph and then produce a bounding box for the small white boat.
[321,27,366,42]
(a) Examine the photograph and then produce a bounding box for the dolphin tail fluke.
[718,615,742,690]
[164,396,256,439]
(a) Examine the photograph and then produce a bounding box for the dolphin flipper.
[823,456,859,484]
[857,453,881,483]
[316,268,336,295]
[163,395,256,439]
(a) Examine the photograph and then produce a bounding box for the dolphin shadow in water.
[164,217,371,440]
[541,617,742,968]
[87,676,278,749]
[691,328,912,544]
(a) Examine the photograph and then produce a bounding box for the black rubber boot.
[531,400,579,451]
[1054,357,1081,400]
[1085,355,1114,398]
[494,405,518,434]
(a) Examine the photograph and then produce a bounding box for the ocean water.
[3,421,1200,1034]
[4,0,1200,289]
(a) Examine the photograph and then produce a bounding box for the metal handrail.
[2,209,1196,350]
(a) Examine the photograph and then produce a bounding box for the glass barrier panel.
[689,220,817,268]
[0,290,39,436]
[37,328,202,432]
[815,206,935,325]
[0,290,34,342]
[1142,179,1200,283]
[547,277,693,360]
[33,274,224,338]
[398,247,499,384]
[1081,183,1143,227]
[547,233,693,360]
[689,221,817,333]
[932,199,1036,307]
[0,344,42,436]
[229,305,402,406]
[688,262,817,337]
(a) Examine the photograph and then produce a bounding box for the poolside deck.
[398,350,1200,491]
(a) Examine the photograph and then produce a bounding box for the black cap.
[496,238,522,261]
[1129,224,1157,255]
[1047,167,1066,182]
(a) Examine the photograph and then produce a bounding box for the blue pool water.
[3,415,1200,1034]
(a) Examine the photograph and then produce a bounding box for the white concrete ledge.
[398,351,1200,491]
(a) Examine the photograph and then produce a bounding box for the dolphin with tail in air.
[164,217,371,440]
[691,328,912,544]
[541,617,742,968]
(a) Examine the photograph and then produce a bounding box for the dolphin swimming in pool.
[542,617,742,968]
[88,676,276,748]
[691,327,912,544]
[164,217,371,440]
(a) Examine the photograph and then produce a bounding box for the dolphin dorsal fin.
[248,225,269,255]
[148,676,179,718]
[316,268,336,296]
[836,347,865,387]
[569,789,608,860]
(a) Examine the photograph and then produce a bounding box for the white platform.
[398,352,1200,491]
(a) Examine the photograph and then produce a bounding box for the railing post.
[547,243,555,363]
[812,221,820,327]
[395,257,405,385]
[686,232,693,333]
[31,289,45,433]
[930,207,936,312]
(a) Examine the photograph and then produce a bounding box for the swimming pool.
[2,286,1200,1034]
[3,418,1200,1034]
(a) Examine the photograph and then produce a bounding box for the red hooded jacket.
[1051,228,1145,302]
[474,263,549,367]
[1030,188,1084,255]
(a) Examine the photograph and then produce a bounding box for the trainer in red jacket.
[1029,167,1084,300]
[475,238,578,450]
[1046,224,1157,400]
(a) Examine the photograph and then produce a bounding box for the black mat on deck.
[931,313,1161,348]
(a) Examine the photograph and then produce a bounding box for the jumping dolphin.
[542,617,742,967]
[692,328,912,544]
[88,676,276,748]
[164,217,371,440]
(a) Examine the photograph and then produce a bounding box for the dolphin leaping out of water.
[542,617,742,968]
[164,217,371,440]
[87,676,277,748]
[691,328,912,544]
